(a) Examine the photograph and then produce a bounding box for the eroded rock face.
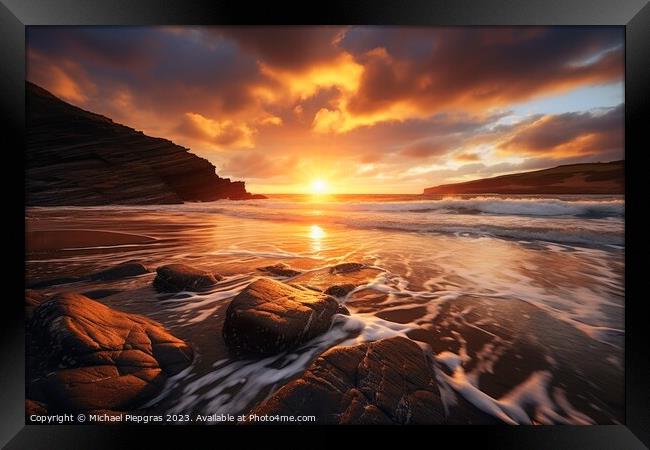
[27,293,193,412]
[223,278,340,355]
[250,336,497,424]
[252,337,447,424]
[26,82,262,205]
[153,264,222,292]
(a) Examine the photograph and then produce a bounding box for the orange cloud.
[496,106,622,158]
[26,27,624,193]
[455,152,481,162]
[27,50,96,105]
[175,113,255,149]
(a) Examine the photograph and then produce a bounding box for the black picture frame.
[2,0,648,448]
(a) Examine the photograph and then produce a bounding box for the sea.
[25,193,625,424]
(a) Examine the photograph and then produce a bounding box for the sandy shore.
[26,229,156,252]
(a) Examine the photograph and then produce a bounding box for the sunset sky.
[27,26,624,194]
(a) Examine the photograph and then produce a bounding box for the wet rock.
[89,261,150,281]
[324,284,356,298]
[257,263,302,278]
[223,278,340,355]
[153,263,222,292]
[335,305,351,316]
[28,276,80,289]
[25,290,48,320]
[291,263,382,292]
[27,293,193,412]
[81,289,123,300]
[26,399,48,417]
[329,262,365,274]
[251,337,448,424]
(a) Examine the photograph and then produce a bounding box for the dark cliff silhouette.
[423,161,623,195]
[26,82,264,205]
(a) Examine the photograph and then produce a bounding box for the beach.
[25,194,625,424]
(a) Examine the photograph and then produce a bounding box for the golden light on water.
[309,224,326,252]
[309,224,326,239]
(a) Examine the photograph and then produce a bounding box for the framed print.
[1,0,649,448]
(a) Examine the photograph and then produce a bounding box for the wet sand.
[26,229,156,252]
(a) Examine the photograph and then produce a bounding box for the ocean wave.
[337,221,624,247]
[32,196,624,218]
[214,196,625,219]
[27,195,624,247]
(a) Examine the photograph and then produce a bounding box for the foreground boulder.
[223,278,340,355]
[250,336,493,424]
[153,263,222,292]
[89,261,150,281]
[27,293,193,412]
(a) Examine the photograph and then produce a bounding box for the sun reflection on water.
[309,224,326,252]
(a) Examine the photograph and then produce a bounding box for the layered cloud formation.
[27,26,623,193]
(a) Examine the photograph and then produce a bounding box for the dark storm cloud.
[27,27,268,119]
[498,104,623,156]
[215,26,346,70]
[343,27,623,116]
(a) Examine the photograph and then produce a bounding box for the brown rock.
[25,290,48,320]
[335,304,351,316]
[27,293,193,412]
[324,284,356,298]
[25,399,48,418]
[153,263,221,292]
[89,261,149,281]
[329,262,366,274]
[223,278,340,355]
[251,337,449,424]
[251,336,497,424]
[257,263,302,277]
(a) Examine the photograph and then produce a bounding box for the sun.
[310,179,328,194]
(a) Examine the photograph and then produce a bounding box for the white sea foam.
[433,346,595,425]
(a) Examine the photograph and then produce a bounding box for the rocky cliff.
[423,160,623,195]
[26,82,263,205]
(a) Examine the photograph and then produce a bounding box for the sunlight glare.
[310,179,328,194]
[309,224,326,239]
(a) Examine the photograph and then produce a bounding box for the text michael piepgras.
[29,413,316,424]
